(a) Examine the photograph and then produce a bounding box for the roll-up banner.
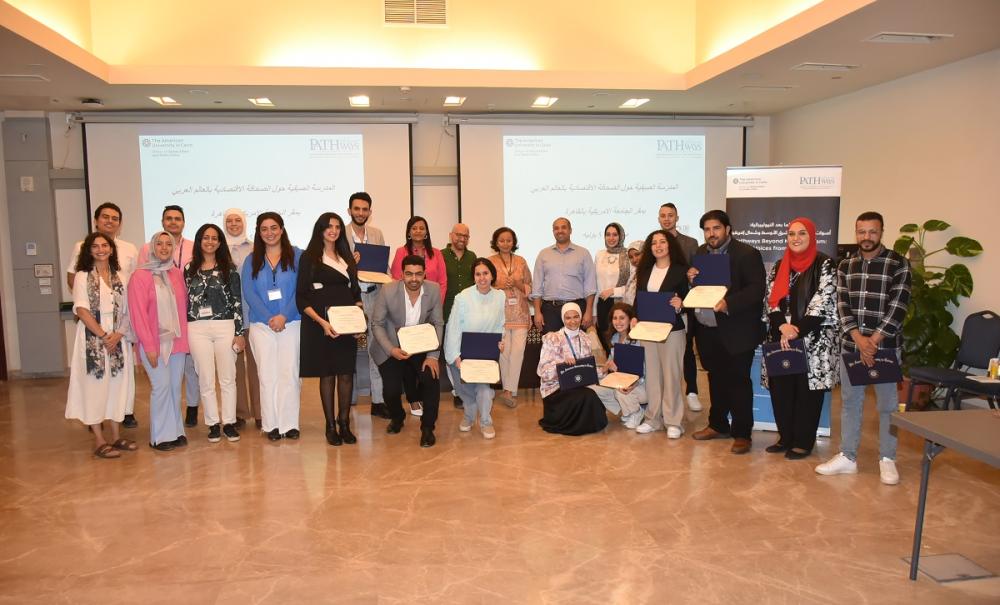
[726,166,842,435]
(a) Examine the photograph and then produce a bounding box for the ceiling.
[1,0,998,116]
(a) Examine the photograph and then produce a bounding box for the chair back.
[956,310,1000,369]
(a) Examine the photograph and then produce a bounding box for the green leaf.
[945,236,983,257]
[942,264,974,298]
[899,223,919,233]
[893,235,914,255]
[923,219,950,231]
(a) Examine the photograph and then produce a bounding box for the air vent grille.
[385,0,446,25]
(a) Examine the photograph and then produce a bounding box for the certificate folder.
[692,254,731,287]
[762,340,807,376]
[630,291,675,342]
[842,350,902,385]
[612,343,645,377]
[355,243,392,283]
[557,356,599,390]
[460,332,502,361]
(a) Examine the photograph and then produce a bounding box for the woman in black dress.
[297,212,363,446]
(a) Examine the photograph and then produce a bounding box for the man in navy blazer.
[371,254,445,447]
[687,210,766,454]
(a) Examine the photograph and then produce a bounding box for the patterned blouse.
[537,328,606,398]
[185,265,244,333]
[487,253,532,329]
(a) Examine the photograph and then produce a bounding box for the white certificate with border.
[628,321,672,342]
[326,305,367,334]
[460,359,500,384]
[599,372,639,390]
[683,286,728,309]
[358,270,393,284]
[397,323,439,355]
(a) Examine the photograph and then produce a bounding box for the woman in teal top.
[444,258,506,439]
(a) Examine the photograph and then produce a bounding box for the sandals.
[94,444,121,459]
[111,438,138,451]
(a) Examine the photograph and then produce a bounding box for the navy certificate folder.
[762,339,807,376]
[842,350,902,385]
[557,356,598,390]
[692,254,731,287]
[354,243,390,273]
[461,332,502,361]
[636,291,677,323]
[612,343,645,377]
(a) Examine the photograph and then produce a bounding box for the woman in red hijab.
[761,217,840,459]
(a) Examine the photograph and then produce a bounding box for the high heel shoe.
[338,421,357,445]
[326,425,342,446]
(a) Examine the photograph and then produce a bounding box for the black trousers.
[695,326,755,439]
[540,298,587,334]
[379,354,440,431]
[683,327,698,395]
[595,297,615,352]
[768,373,826,451]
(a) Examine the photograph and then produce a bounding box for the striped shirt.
[836,247,911,352]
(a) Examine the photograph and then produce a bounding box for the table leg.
[910,439,945,580]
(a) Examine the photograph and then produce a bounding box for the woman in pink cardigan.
[128,231,190,451]
[389,216,447,297]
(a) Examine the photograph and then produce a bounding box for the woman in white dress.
[65,232,136,458]
[594,223,633,352]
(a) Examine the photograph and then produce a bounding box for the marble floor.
[1,374,998,605]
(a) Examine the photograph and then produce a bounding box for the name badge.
[267,288,282,301]
[313,282,324,289]
[198,306,213,318]
[507,297,518,306]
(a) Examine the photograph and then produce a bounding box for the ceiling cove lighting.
[349,95,371,108]
[149,96,181,106]
[619,98,650,109]
[443,96,466,107]
[531,96,559,108]
[248,97,275,107]
[792,62,859,71]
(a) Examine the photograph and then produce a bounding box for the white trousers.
[249,321,301,433]
[499,327,527,394]
[188,319,238,426]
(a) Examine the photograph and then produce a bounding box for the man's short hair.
[699,209,731,229]
[401,254,425,270]
[162,204,185,219]
[856,211,884,229]
[659,203,678,212]
[349,192,372,207]
[93,202,122,221]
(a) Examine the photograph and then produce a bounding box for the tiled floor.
[1,374,998,604]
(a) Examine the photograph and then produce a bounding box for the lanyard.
[564,332,579,362]
[173,240,185,269]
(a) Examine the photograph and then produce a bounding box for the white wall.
[770,49,1000,329]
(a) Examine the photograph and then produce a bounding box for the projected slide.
[139,134,364,246]
[502,135,704,261]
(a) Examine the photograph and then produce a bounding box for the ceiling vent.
[866,31,953,44]
[0,74,51,82]
[385,0,446,25]
[792,62,860,71]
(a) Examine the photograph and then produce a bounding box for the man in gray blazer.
[371,254,445,447]
[346,192,390,418]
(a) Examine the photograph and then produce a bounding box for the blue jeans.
[451,363,494,427]
[141,350,186,445]
[838,350,899,461]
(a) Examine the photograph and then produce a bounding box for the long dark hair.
[304,212,358,277]
[635,229,688,289]
[604,301,636,345]
[404,215,435,259]
[187,223,235,282]
[251,212,296,279]
[76,232,120,273]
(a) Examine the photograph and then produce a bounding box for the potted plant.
[893,220,983,407]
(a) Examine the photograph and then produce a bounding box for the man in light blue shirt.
[531,218,597,334]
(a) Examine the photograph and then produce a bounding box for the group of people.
[64,196,913,486]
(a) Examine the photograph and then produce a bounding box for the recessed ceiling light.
[188,89,210,95]
[149,96,181,106]
[792,62,860,71]
[349,95,370,108]
[248,97,275,107]
[619,98,650,109]
[531,96,558,108]
[443,96,466,107]
[866,31,953,44]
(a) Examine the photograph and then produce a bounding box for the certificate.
[397,323,439,355]
[460,359,500,384]
[682,285,728,309]
[628,321,672,342]
[326,305,367,334]
[357,270,393,284]
[599,372,639,390]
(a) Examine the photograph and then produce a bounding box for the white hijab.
[561,302,582,338]
[223,208,250,248]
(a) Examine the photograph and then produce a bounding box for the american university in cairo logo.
[574,374,583,383]
[869,368,880,379]
[781,359,792,370]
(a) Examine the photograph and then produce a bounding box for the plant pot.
[898,377,933,410]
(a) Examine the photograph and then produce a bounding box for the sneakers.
[223,424,241,442]
[459,419,474,432]
[686,393,702,412]
[635,422,657,434]
[879,457,900,485]
[815,452,858,476]
[666,425,684,439]
[409,401,424,417]
[623,411,644,430]
[481,424,496,439]
[207,424,222,443]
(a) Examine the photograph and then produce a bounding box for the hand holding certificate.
[599,372,639,390]
[355,243,392,284]
[631,291,675,342]
[460,359,501,384]
[397,323,439,355]
[684,254,730,308]
[459,332,502,384]
[326,305,367,335]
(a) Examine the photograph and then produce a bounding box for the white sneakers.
[686,393,702,412]
[623,411,644,430]
[409,401,423,417]
[459,419,473,432]
[635,422,656,434]
[481,425,496,439]
[666,425,684,439]
[815,452,900,485]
